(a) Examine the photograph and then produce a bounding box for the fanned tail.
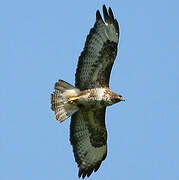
[51,80,80,123]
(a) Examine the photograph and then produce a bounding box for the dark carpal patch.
[89,127,107,147]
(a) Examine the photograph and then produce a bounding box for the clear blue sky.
[1,0,179,179]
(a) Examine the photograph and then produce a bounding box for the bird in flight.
[51,5,124,178]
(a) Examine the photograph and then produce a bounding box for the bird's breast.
[76,88,113,109]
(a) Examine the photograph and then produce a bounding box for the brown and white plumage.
[51,5,124,179]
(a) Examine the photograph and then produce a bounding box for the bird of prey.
[51,5,124,178]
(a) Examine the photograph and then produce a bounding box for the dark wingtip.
[94,162,101,172]
[78,166,98,178]
[78,169,87,179]
[78,168,83,178]
[103,5,108,22]
[103,4,106,10]
[96,10,102,21]
[108,7,114,20]
[87,169,93,177]
[104,5,120,36]
[82,172,87,179]
[114,19,120,36]
[78,168,93,179]
[97,5,119,37]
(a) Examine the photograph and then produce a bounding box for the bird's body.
[51,5,124,178]
[71,87,122,108]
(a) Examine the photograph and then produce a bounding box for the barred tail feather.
[51,80,80,123]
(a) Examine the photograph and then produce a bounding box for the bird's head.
[112,94,125,104]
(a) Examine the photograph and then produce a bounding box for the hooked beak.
[119,96,125,101]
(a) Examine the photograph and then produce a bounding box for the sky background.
[1,0,179,179]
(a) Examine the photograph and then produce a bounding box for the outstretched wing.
[75,5,119,90]
[70,108,107,178]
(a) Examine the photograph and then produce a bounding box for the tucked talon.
[68,96,79,104]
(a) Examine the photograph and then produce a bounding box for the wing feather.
[70,108,107,178]
[75,5,119,90]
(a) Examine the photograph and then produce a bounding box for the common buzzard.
[51,5,125,178]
